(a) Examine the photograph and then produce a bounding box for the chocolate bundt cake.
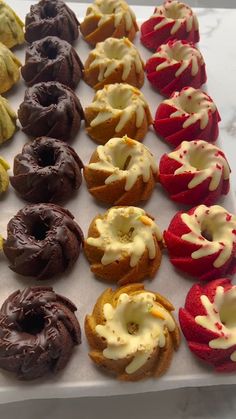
[21,36,83,88]
[0,286,81,379]
[10,137,83,203]
[3,203,84,280]
[18,81,84,141]
[25,0,79,44]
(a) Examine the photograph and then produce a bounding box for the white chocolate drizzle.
[87,136,157,191]
[87,83,150,133]
[95,291,175,374]
[153,40,204,77]
[164,87,217,130]
[168,140,230,191]
[153,1,198,35]
[85,0,137,31]
[86,206,162,266]
[86,37,143,82]
[195,286,236,359]
[181,205,236,268]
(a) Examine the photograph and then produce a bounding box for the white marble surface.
[1,1,236,417]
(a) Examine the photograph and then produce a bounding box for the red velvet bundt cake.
[159,140,230,206]
[141,1,199,51]
[164,205,236,281]
[179,278,236,372]
[145,39,206,97]
[154,87,220,146]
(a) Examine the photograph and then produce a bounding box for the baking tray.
[0,0,236,403]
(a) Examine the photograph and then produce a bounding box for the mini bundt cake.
[179,278,236,372]
[85,283,180,380]
[84,37,144,90]
[84,136,157,205]
[3,203,84,280]
[0,42,21,93]
[0,156,9,194]
[21,36,83,88]
[0,286,81,379]
[164,205,236,281]
[84,206,163,285]
[10,137,83,203]
[159,140,230,206]
[154,87,220,146]
[145,39,207,97]
[0,95,17,144]
[18,81,84,140]
[141,1,199,51]
[85,83,152,144]
[0,0,24,48]
[80,0,138,47]
[25,0,79,44]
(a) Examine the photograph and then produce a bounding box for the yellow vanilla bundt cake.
[0,43,21,93]
[85,83,152,144]
[84,206,163,285]
[84,37,144,90]
[0,96,17,144]
[85,283,180,380]
[84,136,158,205]
[0,156,9,194]
[0,1,24,48]
[80,0,138,47]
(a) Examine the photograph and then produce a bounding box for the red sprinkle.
[232,230,236,235]
[226,214,232,221]
[216,164,222,170]
[215,322,223,330]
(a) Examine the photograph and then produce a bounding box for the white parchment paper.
[0,1,235,403]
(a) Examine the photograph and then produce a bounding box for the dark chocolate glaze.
[25,0,79,44]
[0,286,81,380]
[11,137,83,203]
[3,203,84,280]
[18,81,84,141]
[21,36,83,88]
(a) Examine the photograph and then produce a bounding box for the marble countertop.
[1,2,236,418]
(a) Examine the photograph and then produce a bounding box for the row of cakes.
[0,0,235,382]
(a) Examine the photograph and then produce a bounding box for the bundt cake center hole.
[108,92,129,110]
[169,47,188,62]
[219,293,236,329]
[188,152,209,171]
[164,5,186,20]
[18,312,45,335]
[41,41,58,60]
[127,321,139,335]
[38,93,59,107]
[37,146,56,167]
[42,3,57,19]
[179,97,202,114]
[31,220,49,241]
[117,227,134,243]
[99,2,116,14]
[113,154,132,170]
[201,229,213,242]
[104,45,126,60]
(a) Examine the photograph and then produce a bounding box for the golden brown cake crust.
[80,0,139,47]
[84,206,163,285]
[85,84,153,145]
[83,137,157,205]
[85,284,180,381]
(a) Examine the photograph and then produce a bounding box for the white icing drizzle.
[153,1,199,35]
[164,87,216,130]
[95,291,175,374]
[85,0,136,31]
[87,136,157,191]
[181,205,236,268]
[86,37,143,82]
[153,40,204,77]
[86,206,162,267]
[195,286,236,360]
[87,83,149,132]
[168,140,230,191]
